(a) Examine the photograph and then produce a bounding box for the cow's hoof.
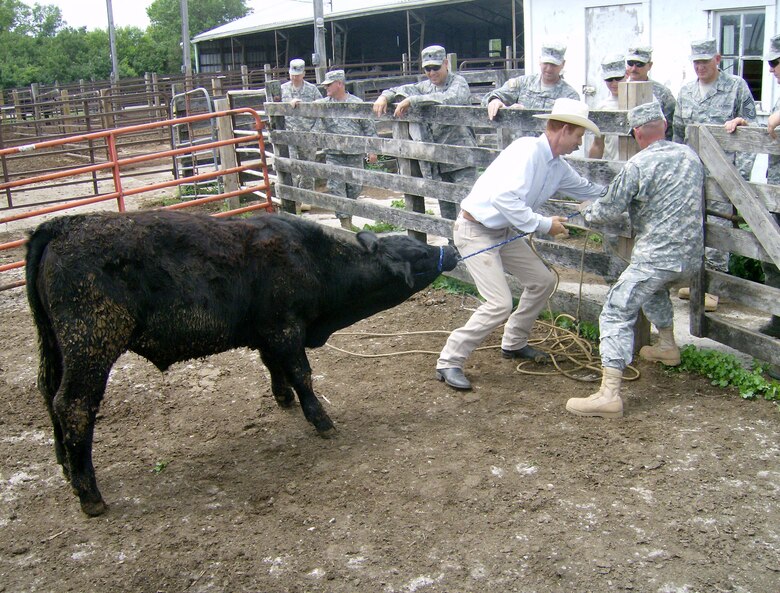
[316,426,337,439]
[81,499,108,517]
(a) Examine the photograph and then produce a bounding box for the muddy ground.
[1,266,778,592]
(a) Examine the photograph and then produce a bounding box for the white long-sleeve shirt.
[460,134,605,234]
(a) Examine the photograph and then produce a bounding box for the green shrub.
[673,344,780,401]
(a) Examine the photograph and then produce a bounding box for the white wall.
[524,0,779,112]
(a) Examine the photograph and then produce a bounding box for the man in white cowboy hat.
[372,44,477,221]
[674,38,756,311]
[280,58,322,195]
[436,98,606,390]
[314,69,378,230]
[567,101,705,418]
[483,42,579,130]
[588,54,627,160]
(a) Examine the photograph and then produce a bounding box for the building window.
[717,10,765,99]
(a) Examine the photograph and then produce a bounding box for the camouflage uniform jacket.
[314,93,377,156]
[381,72,476,175]
[650,79,676,141]
[280,80,322,131]
[769,97,780,186]
[581,140,704,271]
[673,71,756,144]
[482,73,580,110]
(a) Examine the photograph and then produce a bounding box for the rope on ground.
[326,226,640,383]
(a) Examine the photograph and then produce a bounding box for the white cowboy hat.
[533,97,601,136]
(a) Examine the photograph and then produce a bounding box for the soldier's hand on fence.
[768,112,780,140]
[724,117,748,134]
[487,98,505,121]
[372,96,388,116]
[367,153,378,165]
[290,98,302,109]
[393,98,412,118]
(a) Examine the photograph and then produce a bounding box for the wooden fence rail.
[264,99,780,366]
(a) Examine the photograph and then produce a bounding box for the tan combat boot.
[677,287,718,311]
[639,326,681,366]
[566,367,624,418]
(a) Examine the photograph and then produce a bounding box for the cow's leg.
[41,397,68,477]
[53,364,111,517]
[278,350,335,436]
[258,351,295,408]
[260,338,335,435]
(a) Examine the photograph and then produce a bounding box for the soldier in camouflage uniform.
[373,45,477,220]
[314,69,378,230]
[624,46,676,141]
[588,54,627,161]
[483,43,580,132]
[762,34,780,349]
[674,38,756,305]
[567,102,705,418]
[280,58,322,194]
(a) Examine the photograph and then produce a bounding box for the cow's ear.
[389,261,414,287]
[356,231,378,253]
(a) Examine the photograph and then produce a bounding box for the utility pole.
[105,0,119,84]
[312,0,328,83]
[180,0,193,89]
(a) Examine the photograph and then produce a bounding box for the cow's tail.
[25,220,65,401]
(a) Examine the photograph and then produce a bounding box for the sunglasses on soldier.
[626,60,647,67]
[769,58,780,68]
[424,65,442,72]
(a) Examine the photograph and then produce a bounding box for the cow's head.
[357,231,458,288]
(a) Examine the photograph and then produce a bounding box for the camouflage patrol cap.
[765,34,780,62]
[421,45,447,67]
[628,101,665,129]
[601,54,626,80]
[540,43,566,66]
[289,58,306,76]
[322,69,345,85]
[690,39,718,61]
[626,46,652,64]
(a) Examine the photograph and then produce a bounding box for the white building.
[522,0,779,113]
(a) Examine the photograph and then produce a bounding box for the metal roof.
[192,0,470,43]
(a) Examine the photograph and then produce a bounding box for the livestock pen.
[264,84,780,368]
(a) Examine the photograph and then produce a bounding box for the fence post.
[60,89,71,135]
[152,73,160,107]
[213,97,241,211]
[447,53,458,73]
[211,77,223,98]
[617,80,654,350]
[393,120,427,243]
[12,90,22,122]
[241,65,250,90]
[100,88,116,130]
[402,53,410,75]
[264,64,273,84]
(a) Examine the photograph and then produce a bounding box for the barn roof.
[192,0,470,43]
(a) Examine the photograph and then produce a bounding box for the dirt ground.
[1,266,779,592]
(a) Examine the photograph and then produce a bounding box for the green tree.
[147,0,250,73]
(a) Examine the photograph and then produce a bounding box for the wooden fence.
[264,99,780,366]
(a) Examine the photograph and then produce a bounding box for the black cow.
[25,210,458,516]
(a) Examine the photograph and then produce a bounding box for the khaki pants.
[437,216,555,370]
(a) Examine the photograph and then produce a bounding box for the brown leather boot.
[566,367,623,418]
[639,327,681,366]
